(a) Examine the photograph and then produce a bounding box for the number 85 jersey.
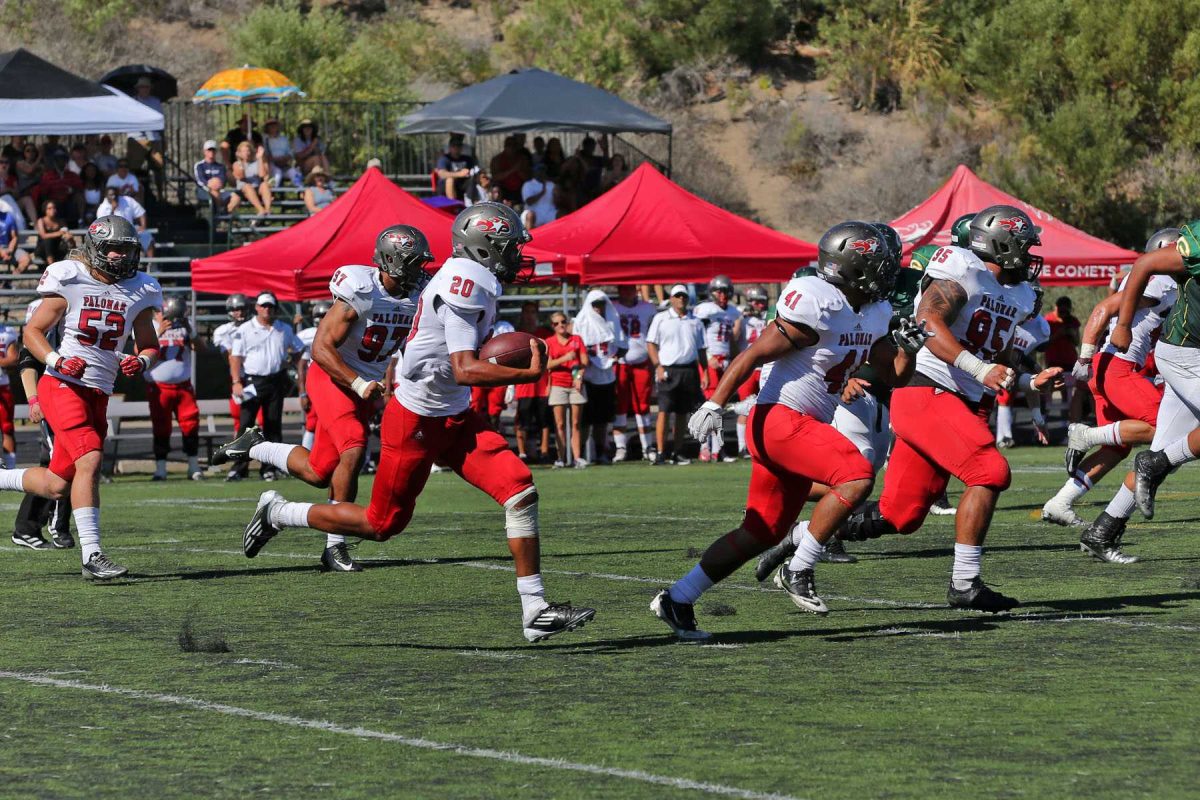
[914,246,1036,401]
[329,264,418,383]
[38,258,162,394]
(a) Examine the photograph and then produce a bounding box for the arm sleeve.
[438,302,481,355]
[17,346,40,374]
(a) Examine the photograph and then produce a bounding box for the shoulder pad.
[330,264,377,316]
[38,259,85,296]
[432,258,500,312]
[1146,273,1178,301]
[924,246,984,285]
[693,301,719,320]
[776,276,841,329]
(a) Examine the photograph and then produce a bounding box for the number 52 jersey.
[38,259,162,394]
[329,264,417,383]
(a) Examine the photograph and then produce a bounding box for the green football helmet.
[949,213,975,248]
[908,244,939,272]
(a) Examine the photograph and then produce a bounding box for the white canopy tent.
[0,49,163,136]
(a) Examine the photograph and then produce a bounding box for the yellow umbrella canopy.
[193,66,304,104]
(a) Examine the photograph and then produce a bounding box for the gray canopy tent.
[398,68,673,172]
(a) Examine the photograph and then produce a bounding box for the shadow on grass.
[1036,590,1200,612]
[858,542,1073,559]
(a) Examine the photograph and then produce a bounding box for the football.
[479,330,546,369]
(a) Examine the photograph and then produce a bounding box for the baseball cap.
[203,139,218,151]
[670,284,689,297]
[256,292,278,306]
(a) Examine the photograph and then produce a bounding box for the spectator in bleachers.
[80,163,104,221]
[36,152,84,225]
[0,204,32,273]
[263,119,302,188]
[545,310,589,468]
[91,135,118,176]
[489,135,530,205]
[0,159,24,232]
[65,145,89,177]
[97,186,154,258]
[1,136,24,163]
[435,135,477,200]
[231,141,273,217]
[34,200,73,267]
[41,135,67,164]
[462,168,492,206]
[303,166,334,215]
[543,137,565,180]
[129,77,165,182]
[602,153,630,193]
[105,159,142,202]
[520,162,557,228]
[223,115,263,165]
[194,140,241,214]
[292,119,329,175]
[15,143,43,223]
[531,136,546,170]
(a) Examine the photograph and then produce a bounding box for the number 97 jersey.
[38,258,162,394]
[329,264,417,383]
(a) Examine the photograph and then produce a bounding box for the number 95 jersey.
[914,246,1036,401]
[38,259,162,394]
[330,264,418,383]
[757,275,892,424]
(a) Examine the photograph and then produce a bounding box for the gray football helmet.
[83,215,141,280]
[968,205,1043,281]
[870,222,903,270]
[161,296,187,323]
[226,294,248,320]
[373,224,434,292]
[311,300,333,323]
[450,202,533,282]
[1145,227,1181,252]
[708,274,734,296]
[816,221,898,302]
[745,285,768,303]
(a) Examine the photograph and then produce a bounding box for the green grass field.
[1,448,1198,799]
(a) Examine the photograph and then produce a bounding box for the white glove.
[1071,359,1092,383]
[688,401,724,442]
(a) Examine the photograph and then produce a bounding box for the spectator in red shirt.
[35,153,83,225]
[514,301,553,464]
[489,135,530,206]
[1045,296,1083,421]
[545,311,589,468]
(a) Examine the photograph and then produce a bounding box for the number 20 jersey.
[757,275,892,423]
[38,259,162,394]
[329,264,418,383]
[914,246,1036,402]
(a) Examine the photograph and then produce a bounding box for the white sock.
[302,429,315,449]
[2,451,15,469]
[517,573,549,621]
[269,500,313,529]
[789,520,810,547]
[996,406,1013,441]
[668,563,715,604]
[74,507,101,562]
[613,429,627,451]
[1105,484,1136,519]
[248,442,297,475]
[0,467,26,491]
[635,414,652,449]
[736,420,747,453]
[786,530,825,573]
[326,500,345,547]
[187,456,199,475]
[952,543,983,585]
[1083,422,1122,448]
[1163,437,1197,466]
[1053,474,1091,505]
[155,459,168,476]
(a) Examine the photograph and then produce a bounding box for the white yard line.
[0,671,800,800]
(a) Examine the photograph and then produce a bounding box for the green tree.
[230,0,350,93]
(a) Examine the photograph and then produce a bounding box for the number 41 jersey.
[914,246,1036,401]
[329,264,418,383]
[38,259,162,394]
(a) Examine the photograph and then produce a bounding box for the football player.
[693,274,742,461]
[1077,224,1200,562]
[214,225,430,572]
[613,284,658,461]
[652,221,914,640]
[732,285,769,459]
[146,296,205,481]
[213,293,250,439]
[1,216,162,579]
[296,300,332,449]
[235,204,596,641]
[0,318,19,469]
[994,286,1053,448]
[831,206,1063,611]
[1041,230,1178,534]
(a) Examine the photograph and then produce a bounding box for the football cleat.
[1064,423,1091,476]
[645,445,658,463]
[150,473,167,482]
[930,494,957,516]
[613,447,627,463]
[946,577,1019,612]
[650,589,711,641]
[522,602,596,642]
[50,525,75,550]
[721,454,738,463]
[754,537,797,582]
[211,426,265,466]
[672,454,692,466]
[81,551,128,581]
[243,490,283,558]
[1133,449,1172,519]
[1041,496,1085,527]
[320,543,362,572]
[997,437,1014,449]
[1079,512,1138,564]
[774,565,829,615]
[11,532,52,550]
[190,471,205,481]
[819,537,858,563]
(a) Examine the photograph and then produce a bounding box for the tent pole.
[559,279,568,315]
[667,134,673,178]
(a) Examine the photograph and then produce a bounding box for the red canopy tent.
[523,163,817,284]
[191,168,455,300]
[890,164,1137,286]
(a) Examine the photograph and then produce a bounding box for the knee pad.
[837,502,898,542]
[504,486,539,539]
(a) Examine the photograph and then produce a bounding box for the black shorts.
[658,363,701,414]
[516,396,551,433]
[583,380,616,425]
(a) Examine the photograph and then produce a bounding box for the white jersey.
[741,314,767,350]
[297,326,317,363]
[0,326,16,387]
[1102,274,1176,367]
[397,257,500,417]
[330,264,418,383]
[24,299,61,352]
[615,299,657,364]
[38,259,162,394]
[757,276,892,423]
[213,320,239,355]
[146,322,192,384]
[1012,315,1051,355]
[693,301,742,358]
[913,247,1037,401]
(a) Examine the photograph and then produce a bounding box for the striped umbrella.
[192,65,304,105]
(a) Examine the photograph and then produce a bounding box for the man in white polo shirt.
[229,292,304,480]
[646,284,708,465]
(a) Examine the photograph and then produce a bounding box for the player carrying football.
[0,216,161,579]
[214,225,430,573]
[237,203,595,641]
